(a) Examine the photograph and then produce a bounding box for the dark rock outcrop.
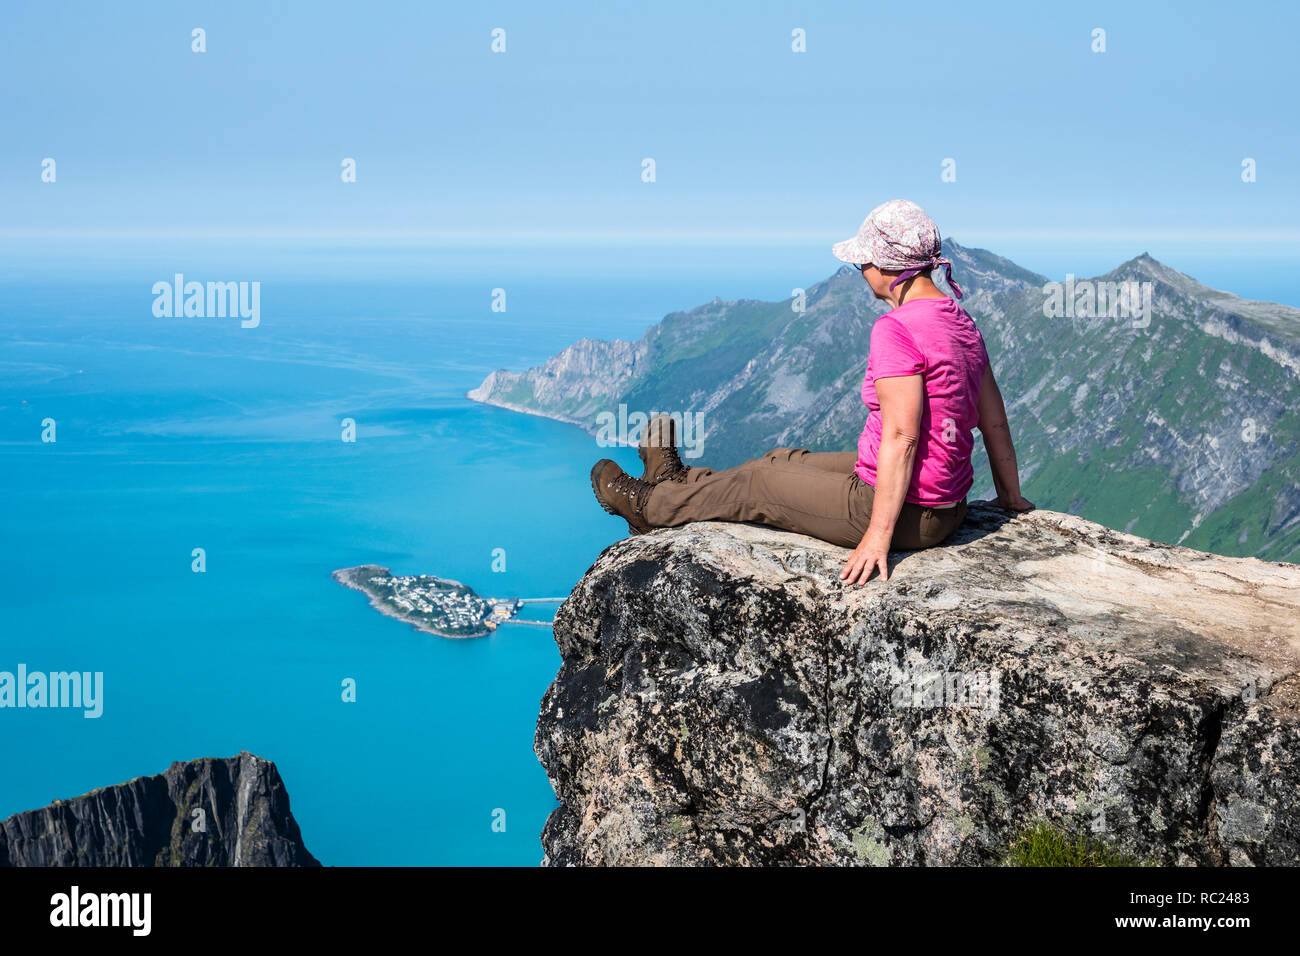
[0,752,319,866]
[535,507,1300,865]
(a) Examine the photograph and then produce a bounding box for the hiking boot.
[590,459,655,534]
[638,414,691,484]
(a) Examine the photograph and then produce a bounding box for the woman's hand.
[994,493,1035,512]
[841,530,893,585]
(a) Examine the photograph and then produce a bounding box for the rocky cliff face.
[470,243,1300,562]
[535,508,1300,866]
[0,752,319,866]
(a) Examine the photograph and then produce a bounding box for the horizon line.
[1,227,1299,246]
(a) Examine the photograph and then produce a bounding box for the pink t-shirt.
[856,297,989,506]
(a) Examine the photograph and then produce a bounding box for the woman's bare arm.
[840,373,923,584]
[976,363,1033,511]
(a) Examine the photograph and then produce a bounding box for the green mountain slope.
[469,242,1300,562]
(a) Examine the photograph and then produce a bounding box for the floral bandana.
[832,199,963,299]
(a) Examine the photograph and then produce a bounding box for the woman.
[590,199,1033,585]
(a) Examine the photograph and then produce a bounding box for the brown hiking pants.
[643,448,967,550]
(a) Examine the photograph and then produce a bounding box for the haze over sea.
[2,239,1295,865]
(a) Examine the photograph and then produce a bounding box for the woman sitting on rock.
[590,199,1034,584]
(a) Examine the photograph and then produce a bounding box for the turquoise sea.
[0,266,667,865]
[2,242,1295,865]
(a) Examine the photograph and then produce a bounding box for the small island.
[332,565,534,638]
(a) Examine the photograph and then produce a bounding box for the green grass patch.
[1003,821,1146,867]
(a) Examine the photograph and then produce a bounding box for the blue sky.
[1,0,1297,253]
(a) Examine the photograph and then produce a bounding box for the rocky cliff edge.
[535,506,1300,865]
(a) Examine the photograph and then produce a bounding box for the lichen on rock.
[535,506,1300,866]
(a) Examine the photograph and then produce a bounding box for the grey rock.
[0,752,319,866]
[535,507,1300,865]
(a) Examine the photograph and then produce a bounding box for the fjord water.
[0,260,774,866]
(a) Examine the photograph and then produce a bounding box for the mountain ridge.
[470,242,1300,562]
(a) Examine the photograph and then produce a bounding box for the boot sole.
[590,459,644,536]
[590,459,617,516]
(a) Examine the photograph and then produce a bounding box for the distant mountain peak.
[1100,255,1300,344]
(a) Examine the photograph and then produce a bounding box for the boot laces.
[654,445,688,482]
[607,470,654,514]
